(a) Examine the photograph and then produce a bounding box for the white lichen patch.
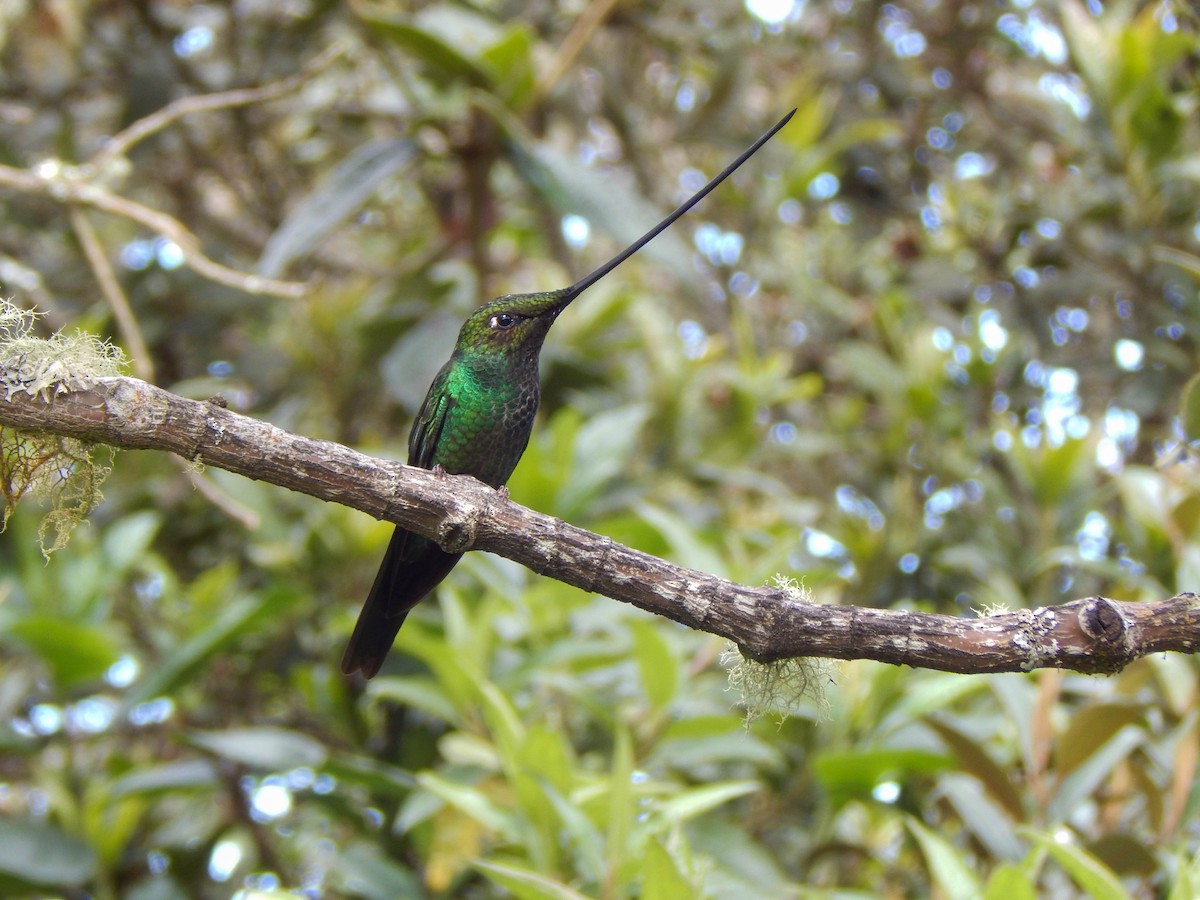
[0,299,126,399]
[721,575,837,725]
[0,299,124,555]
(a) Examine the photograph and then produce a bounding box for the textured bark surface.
[4,373,1198,675]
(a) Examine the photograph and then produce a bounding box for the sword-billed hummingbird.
[342,110,795,677]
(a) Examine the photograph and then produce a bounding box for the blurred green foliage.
[1,0,1199,897]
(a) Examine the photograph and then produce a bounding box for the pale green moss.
[0,299,125,555]
[722,576,837,725]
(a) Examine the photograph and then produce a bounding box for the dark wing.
[408,362,455,469]
[341,366,463,678]
[385,364,456,567]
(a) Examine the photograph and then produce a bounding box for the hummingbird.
[341,109,795,678]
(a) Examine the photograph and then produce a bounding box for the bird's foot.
[432,464,447,478]
[496,485,510,500]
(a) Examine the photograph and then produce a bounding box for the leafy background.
[1,1,1199,897]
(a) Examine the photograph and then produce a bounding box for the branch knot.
[1079,596,1127,643]
[437,503,479,553]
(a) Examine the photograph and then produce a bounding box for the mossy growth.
[722,576,836,725]
[0,299,125,555]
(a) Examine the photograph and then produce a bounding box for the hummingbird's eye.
[489,313,519,330]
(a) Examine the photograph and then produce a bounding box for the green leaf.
[892,672,985,719]
[439,731,501,770]
[520,725,576,797]
[473,859,590,900]
[352,2,492,87]
[560,404,650,516]
[505,406,584,515]
[983,863,1038,900]
[779,86,833,150]
[187,726,327,770]
[333,841,424,900]
[642,837,694,900]
[634,502,728,577]
[906,816,983,900]
[938,774,1024,862]
[813,748,951,803]
[1048,725,1143,823]
[1177,542,1200,594]
[1011,436,1092,505]
[0,818,96,887]
[926,717,1024,819]
[123,592,269,708]
[830,340,908,397]
[630,619,678,710]
[416,771,518,840]
[1167,848,1200,900]
[649,780,760,828]
[399,615,481,715]
[478,679,527,766]
[322,753,417,796]
[479,24,537,108]
[606,723,636,879]
[687,817,793,895]
[1060,0,1116,106]
[110,759,219,796]
[1116,466,1170,536]
[8,615,119,687]
[367,675,462,727]
[259,139,419,278]
[510,770,559,872]
[1180,372,1200,442]
[1055,704,1146,775]
[1023,828,1133,900]
[538,781,605,884]
[101,510,161,574]
[649,731,783,774]
[990,675,1040,775]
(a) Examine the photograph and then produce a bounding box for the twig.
[0,48,343,300]
[2,372,1199,676]
[536,0,624,101]
[68,206,155,381]
[0,163,307,299]
[0,53,336,523]
[1153,244,1200,278]
[90,43,345,172]
[184,467,262,529]
[69,206,264,528]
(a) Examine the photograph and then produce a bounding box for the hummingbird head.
[456,287,573,356]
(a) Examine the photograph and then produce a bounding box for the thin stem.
[90,44,344,172]
[0,163,308,299]
[69,207,262,528]
[68,205,155,382]
[536,0,624,101]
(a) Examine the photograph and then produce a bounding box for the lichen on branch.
[723,577,836,724]
[0,299,124,554]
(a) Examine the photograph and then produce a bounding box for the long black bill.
[558,107,796,307]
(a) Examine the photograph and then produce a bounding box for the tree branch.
[2,373,1197,675]
[0,163,307,299]
[89,44,345,173]
[0,47,346,302]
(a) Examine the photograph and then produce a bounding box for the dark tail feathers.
[341,526,462,678]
